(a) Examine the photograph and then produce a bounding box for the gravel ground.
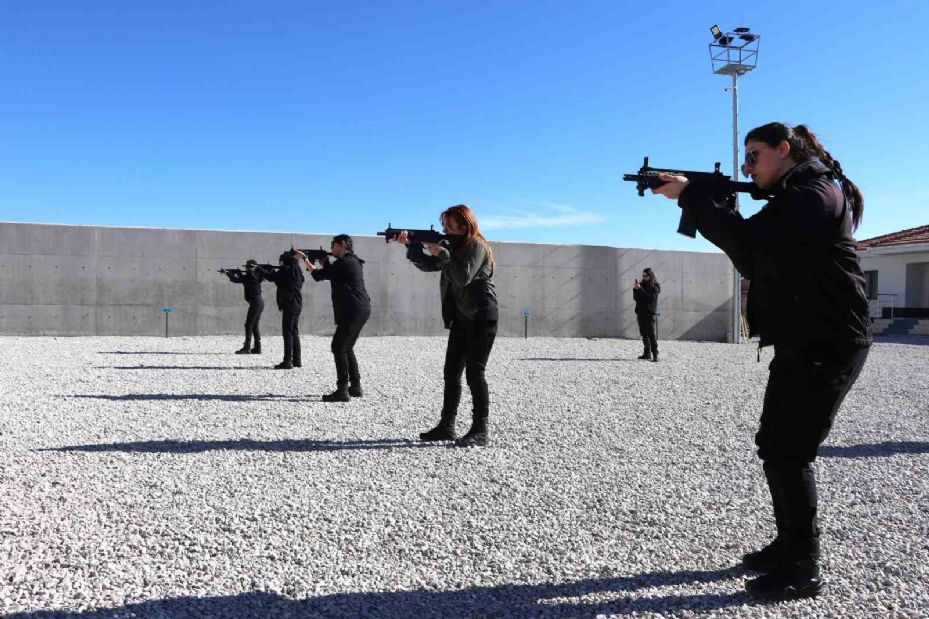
[1,334,927,618]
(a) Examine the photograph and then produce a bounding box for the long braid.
[790,125,864,229]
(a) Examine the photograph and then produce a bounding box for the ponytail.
[746,122,864,229]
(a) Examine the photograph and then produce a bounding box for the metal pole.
[524,314,528,339]
[165,312,169,338]
[731,73,742,343]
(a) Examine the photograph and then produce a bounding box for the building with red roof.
[857,224,929,321]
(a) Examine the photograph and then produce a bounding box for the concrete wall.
[0,222,735,340]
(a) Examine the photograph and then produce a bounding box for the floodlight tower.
[709,25,760,343]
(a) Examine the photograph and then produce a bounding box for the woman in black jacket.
[221,259,265,355]
[262,251,305,370]
[298,235,372,402]
[652,123,871,600]
[632,267,661,361]
[390,204,498,447]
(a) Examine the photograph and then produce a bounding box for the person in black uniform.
[390,204,498,447]
[221,259,265,355]
[632,267,661,362]
[262,251,305,369]
[652,122,871,599]
[297,235,372,402]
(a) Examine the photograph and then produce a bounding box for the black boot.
[251,340,261,354]
[235,344,251,355]
[454,418,488,447]
[745,464,788,572]
[651,351,659,363]
[347,351,362,397]
[419,413,457,441]
[743,537,784,572]
[322,389,350,402]
[745,560,823,600]
[292,359,302,368]
[274,359,293,369]
[637,348,651,360]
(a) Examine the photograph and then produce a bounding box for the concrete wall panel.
[1,222,734,340]
[0,223,97,257]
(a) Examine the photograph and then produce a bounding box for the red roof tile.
[857,224,929,249]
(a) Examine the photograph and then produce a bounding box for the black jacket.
[678,158,871,348]
[226,268,264,302]
[310,252,371,325]
[262,257,304,311]
[633,281,660,316]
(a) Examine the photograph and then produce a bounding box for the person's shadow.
[819,441,929,458]
[106,365,273,370]
[6,565,766,618]
[98,351,228,355]
[40,437,440,454]
[62,393,324,403]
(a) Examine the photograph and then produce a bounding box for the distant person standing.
[263,251,305,369]
[633,268,660,362]
[298,235,371,402]
[221,259,265,355]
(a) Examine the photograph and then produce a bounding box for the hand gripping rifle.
[376,224,465,248]
[622,156,770,237]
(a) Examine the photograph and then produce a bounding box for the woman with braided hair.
[651,122,871,600]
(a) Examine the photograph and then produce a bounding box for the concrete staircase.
[872,318,929,336]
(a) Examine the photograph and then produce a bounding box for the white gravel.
[1,334,927,618]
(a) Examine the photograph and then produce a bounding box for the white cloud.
[481,204,604,231]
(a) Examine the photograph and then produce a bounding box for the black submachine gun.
[623,156,770,237]
[376,224,464,247]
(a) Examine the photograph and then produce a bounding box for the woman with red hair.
[391,205,498,447]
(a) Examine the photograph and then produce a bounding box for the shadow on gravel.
[98,351,229,355]
[62,394,322,403]
[519,357,634,362]
[872,335,929,346]
[6,565,767,618]
[819,441,929,458]
[107,365,275,370]
[40,437,439,454]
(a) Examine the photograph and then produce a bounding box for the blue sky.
[2,1,926,252]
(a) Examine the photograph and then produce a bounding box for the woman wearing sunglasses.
[651,122,871,600]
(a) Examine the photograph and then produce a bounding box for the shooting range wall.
[0,222,735,341]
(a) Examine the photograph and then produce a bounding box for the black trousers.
[637,314,658,355]
[331,308,370,389]
[755,341,870,562]
[442,313,498,424]
[244,297,264,347]
[281,306,302,363]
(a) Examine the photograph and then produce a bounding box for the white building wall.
[858,245,929,314]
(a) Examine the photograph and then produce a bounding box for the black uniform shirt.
[633,281,661,316]
[262,257,304,311]
[311,251,371,324]
[226,269,264,302]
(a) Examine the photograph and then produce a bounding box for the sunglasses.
[740,149,762,178]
